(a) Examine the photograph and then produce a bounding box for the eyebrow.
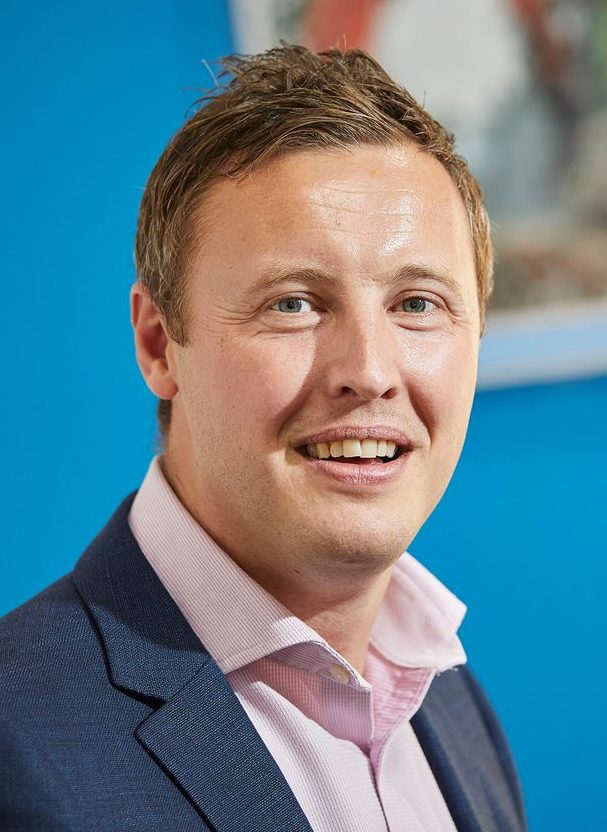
[246,263,466,302]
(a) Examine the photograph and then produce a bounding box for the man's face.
[164,144,480,584]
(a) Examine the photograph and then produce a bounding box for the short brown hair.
[135,44,493,439]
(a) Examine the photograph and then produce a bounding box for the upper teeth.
[306,439,397,459]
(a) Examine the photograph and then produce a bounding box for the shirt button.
[327,663,351,684]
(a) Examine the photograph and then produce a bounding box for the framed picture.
[229,0,607,387]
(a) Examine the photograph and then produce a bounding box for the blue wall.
[2,3,605,830]
[411,374,607,831]
[1,0,232,603]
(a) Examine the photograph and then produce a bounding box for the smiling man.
[0,46,525,831]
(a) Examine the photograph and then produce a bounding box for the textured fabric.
[129,457,468,831]
[0,493,527,831]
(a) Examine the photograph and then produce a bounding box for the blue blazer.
[0,494,526,831]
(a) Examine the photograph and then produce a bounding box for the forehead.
[194,144,476,292]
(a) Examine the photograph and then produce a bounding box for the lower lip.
[301,452,410,487]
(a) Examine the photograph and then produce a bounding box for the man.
[0,45,525,831]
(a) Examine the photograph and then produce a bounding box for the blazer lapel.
[73,494,313,832]
[411,669,524,832]
[136,659,313,832]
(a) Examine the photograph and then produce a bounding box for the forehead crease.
[307,198,419,217]
[308,181,422,203]
[309,182,421,195]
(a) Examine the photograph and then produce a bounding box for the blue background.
[2,2,605,829]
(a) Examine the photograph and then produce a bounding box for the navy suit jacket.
[0,493,526,831]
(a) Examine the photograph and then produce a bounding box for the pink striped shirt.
[129,456,466,831]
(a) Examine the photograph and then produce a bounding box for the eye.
[398,297,436,314]
[272,297,314,314]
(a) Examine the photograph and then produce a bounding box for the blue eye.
[401,298,434,313]
[274,297,313,314]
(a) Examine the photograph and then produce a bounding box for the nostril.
[336,383,399,401]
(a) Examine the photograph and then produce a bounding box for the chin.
[307,523,413,576]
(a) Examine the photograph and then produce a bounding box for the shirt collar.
[129,456,466,677]
[371,554,466,671]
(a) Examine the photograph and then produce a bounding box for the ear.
[130,282,179,400]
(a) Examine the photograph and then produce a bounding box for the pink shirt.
[129,457,466,831]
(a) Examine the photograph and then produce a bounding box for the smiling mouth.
[297,438,406,464]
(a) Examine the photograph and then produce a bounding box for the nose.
[324,308,402,401]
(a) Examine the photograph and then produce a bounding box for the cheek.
[404,332,478,446]
[206,336,317,438]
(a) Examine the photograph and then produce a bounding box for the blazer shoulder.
[0,491,139,702]
[0,577,94,828]
[421,665,527,831]
[0,574,97,702]
[0,572,83,649]
[457,666,527,825]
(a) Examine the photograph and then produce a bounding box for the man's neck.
[249,567,393,676]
